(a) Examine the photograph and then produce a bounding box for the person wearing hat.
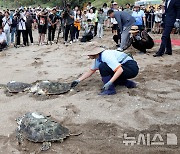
[132,5,146,32]
[71,48,139,95]
[108,9,135,52]
[128,26,154,53]
[154,0,180,57]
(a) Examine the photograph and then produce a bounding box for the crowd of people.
[0,1,179,51]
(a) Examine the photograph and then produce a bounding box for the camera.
[63,9,69,18]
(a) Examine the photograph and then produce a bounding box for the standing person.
[11,14,18,45]
[25,11,34,46]
[86,8,95,23]
[62,3,75,45]
[71,48,139,95]
[94,8,98,37]
[97,9,106,38]
[111,2,120,39]
[108,10,135,51]
[87,2,93,11]
[0,26,7,51]
[16,11,27,47]
[37,11,48,45]
[146,6,155,32]
[153,6,163,34]
[2,11,12,46]
[48,8,59,44]
[0,11,4,27]
[123,3,133,15]
[154,0,180,57]
[74,10,82,42]
[132,5,146,32]
[102,3,110,28]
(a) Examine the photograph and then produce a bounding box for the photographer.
[16,10,27,47]
[62,4,75,45]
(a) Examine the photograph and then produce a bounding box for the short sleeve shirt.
[132,10,145,26]
[91,50,133,71]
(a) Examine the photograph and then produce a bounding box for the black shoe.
[165,52,172,55]
[153,52,163,57]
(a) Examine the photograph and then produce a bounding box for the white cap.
[113,2,118,5]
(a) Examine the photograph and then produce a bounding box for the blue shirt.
[91,50,133,71]
[132,10,145,26]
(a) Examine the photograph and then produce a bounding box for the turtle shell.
[38,81,71,95]
[17,112,70,142]
[7,81,32,93]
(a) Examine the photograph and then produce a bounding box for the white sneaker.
[73,40,76,43]
[76,39,79,42]
[51,41,54,44]
[117,47,123,52]
[70,41,72,44]
[31,43,34,45]
[64,42,68,46]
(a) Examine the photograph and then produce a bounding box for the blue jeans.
[11,27,16,43]
[4,29,10,45]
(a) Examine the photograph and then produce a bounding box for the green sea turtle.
[16,112,71,151]
[30,81,71,95]
[6,81,32,93]
[0,81,32,93]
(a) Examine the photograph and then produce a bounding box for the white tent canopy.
[135,0,163,6]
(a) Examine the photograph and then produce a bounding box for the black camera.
[63,9,70,18]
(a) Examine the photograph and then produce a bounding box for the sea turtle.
[30,81,71,95]
[6,81,32,93]
[0,81,32,93]
[16,112,70,151]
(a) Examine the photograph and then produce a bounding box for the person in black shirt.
[11,14,18,44]
[48,8,59,44]
[25,11,34,45]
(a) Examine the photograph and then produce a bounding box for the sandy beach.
[0,29,179,154]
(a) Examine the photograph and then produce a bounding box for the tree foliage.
[1,0,135,9]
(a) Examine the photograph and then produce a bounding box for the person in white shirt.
[0,26,7,51]
[153,6,163,34]
[2,11,12,46]
[16,11,27,47]
[86,8,95,24]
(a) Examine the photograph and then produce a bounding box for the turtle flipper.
[41,142,52,151]
[16,132,23,145]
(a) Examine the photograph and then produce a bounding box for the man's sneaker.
[51,41,54,44]
[70,41,72,44]
[73,40,76,43]
[31,43,34,45]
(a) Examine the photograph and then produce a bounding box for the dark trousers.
[17,30,26,45]
[94,22,98,36]
[65,24,74,42]
[74,27,80,39]
[132,38,154,53]
[99,61,139,85]
[158,26,173,54]
[26,29,33,44]
[48,26,56,41]
[0,42,7,50]
[80,32,93,42]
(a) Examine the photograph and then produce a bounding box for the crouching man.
[71,48,139,95]
[0,26,7,51]
[128,26,154,53]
